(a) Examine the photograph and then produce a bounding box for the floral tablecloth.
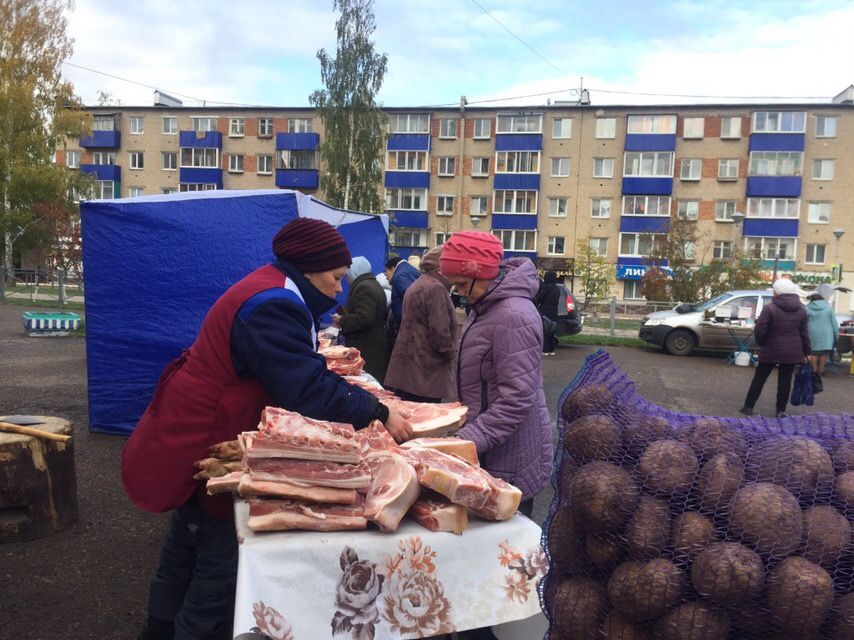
[232,499,545,640]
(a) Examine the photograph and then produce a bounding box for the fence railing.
[579,297,675,336]
[0,267,84,305]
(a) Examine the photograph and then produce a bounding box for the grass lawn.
[559,333,655,349]
[583,318,641,331]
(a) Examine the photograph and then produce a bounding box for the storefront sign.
[757,270,833,285]
[616,264,673,281]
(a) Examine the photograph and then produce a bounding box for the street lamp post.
[470,215,482,229]
[833,228,845,312]
[731,211,745,266]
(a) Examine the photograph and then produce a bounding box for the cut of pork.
[408,493,468,535]
[319,345,365,376]
[363,453,421,532]
[238,475,357,504]
[243,407,361,463]
[400,437,479,466]
[246,457,371,489]
[354,420,401,457]
[381,399,468,437]
[206,471,245,495]
[247,498,367,532]
[470,475,522,521]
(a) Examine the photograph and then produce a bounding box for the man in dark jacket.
[385,255,420,331]
[535,270,560,355]
[740,278,811,418]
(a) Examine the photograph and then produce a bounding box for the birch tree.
[574,237,615,308]
[310,0,387,213]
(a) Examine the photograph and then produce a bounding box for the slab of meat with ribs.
[318,345,365,376]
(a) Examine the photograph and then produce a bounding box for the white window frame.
[677,200,699,220]
[191,117,217,132]
[495,151,540,174]
[470,196,488,216]
[815,116,837,138]
[92,151,116,165]
[746,197,800,219]
[812,159,835,180]
[492,190,537,215]
[276,149,317,170]
[751,111,806,133]
[66,150,80,169]
[623,280,644,300]
[595,118,616,139]
[680,158,701,181]
[161,151,177,171]
[591,198,612,219]
[436,195,455,215]
[593,157,614,178]
[228,154,244,173]
[229,118,245,137]
[472,157,489,177]
[683,117,704,139]
[626,114,677,134]
[129,186,144,198]
[552,118,572,139]
[551,157,570,177]
[179,183,218,192]
[623,151,674,177]
[435,232,451,246]
[385,188,428,211]
[748,151,803,177]
[496,114,542,134]
[744,236,797,261]
[129,116,144,134]
[715,200,737,221]
[162,116,177,135]
[179,147,219,168]
[548,197,568,218]
[590,237,608,257]
[713,241,733,261]
[128,151,144,170]
[92,115,115,131]
[391,227,428,248]
[95,180,114,199]
[720,116,742,139]
[162,187,178,195]
[257,154,273,175]
[619,232,663,257]
[547,236,566,255]
[493,229,537,252]
[622,195,671,217]
[437,157,456,177]
[288,118,313,133]
[258,117,274,137]
[439,118,457,139]
[473,118,491,139]
[387,151,427,172]
[718,159,739,180]
[388,114,430,134]
[807,202,831,224]
[805,244,826,265]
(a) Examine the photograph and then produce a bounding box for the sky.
[63,0,854,109]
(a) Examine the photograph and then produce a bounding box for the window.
[748,151,803,176]
[591,198,612,218]
[627,114,677,134]
[547,236,566,255]
[713,241,733,261]
[228,154,244,173]
[496,151,539,173]
[438,157,456,176]
[683,117,704,139]
[161,151,177,170]
[718,159,739,180]
[95,180,114,199]
[92,151,116,165]
[551,157,569,177]
[288,118,313,133]
[191,117,217,132]
[548,197,568,217]
[162,187,178,195]
[715,200,737,221]
[681,242,696,260]
[129,152,144,170]
[623,281,644,300]
[66,150,80,169]
[473,118,491,139]
[435,232,451,245]
[807,202,831,224]
[129,187,144,197]
[229,118,245,136]
[720,116,742,138]
[746,198,799,218]
[623,151,674,177]
[436,195,455,215]
[162,116,177,134]
[439,118,457,139]
[388,114,430,134]
[752,111,806,133]
[129,116,144,134]
[593,158,614,178]
[391,227,427,247]
[496,114,542,133]
[385,188,427,210]
[258,117,274,137]
[745,237,796,260]
[813,159,835,180]
[595,118,616,139]
[472,157,489,177]
[622,195,670,216]
[277,150,316,170]
[619,233,663,257]
[387,151,426,171]
[92,115,115,131]
[677,201,699,220]
[590,238,608,257]
[680,159,701,181]
[470,196,488,216]
[257,155,273,175]
[815,116,836,138]
[494,229,536,251]
[179,183,217,192]
[180,147,218,168]
[805,244,826,264]
[493,190,536,214]
[552,118,572,139]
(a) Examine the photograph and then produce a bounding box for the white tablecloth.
[232,499,546,639]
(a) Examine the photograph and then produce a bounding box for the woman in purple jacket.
[440,231,553,517]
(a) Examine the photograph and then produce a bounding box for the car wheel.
[664,329,696,356]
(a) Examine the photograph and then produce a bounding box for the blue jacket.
[806,299,839,352]
[389,260,420,328]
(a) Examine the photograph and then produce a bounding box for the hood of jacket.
[773,292,804,313]
[472,257,539,312]
[807,298,830,312]
[420,246,452,290]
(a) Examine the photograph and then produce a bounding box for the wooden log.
[0,415,78,542]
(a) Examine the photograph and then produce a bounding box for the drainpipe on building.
[458,96,467,233]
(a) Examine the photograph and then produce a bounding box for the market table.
[232,499,546,640]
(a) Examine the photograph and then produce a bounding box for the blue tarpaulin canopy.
[81,189,389,435]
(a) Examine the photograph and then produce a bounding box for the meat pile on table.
[318,345,365,376]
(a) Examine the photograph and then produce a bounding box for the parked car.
[553,284,584,336]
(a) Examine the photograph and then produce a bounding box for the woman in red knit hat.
[126,217,412,640]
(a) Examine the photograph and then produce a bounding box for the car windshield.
[693,293,732,312]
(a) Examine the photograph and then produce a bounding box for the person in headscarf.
[535,270,560,355]
[806,284,839,376]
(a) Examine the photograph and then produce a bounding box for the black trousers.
[743,362,796,413]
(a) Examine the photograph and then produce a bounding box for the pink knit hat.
[440,231,504,279]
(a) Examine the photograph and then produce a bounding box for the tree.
[0,0,89,274]
[310,0,387,213]
[574,237,614,307]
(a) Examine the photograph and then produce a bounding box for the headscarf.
[772,278,798,296]
[346,256,372,281]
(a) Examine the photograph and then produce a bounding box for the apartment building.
[58,87,854,303]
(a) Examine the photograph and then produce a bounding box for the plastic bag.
[790,362,815,406]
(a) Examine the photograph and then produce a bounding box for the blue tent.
[81,189,389,435]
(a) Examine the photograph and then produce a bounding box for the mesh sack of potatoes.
[539,350,854,640]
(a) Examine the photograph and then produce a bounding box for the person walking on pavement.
[806,284,839,377]
[535,270,560,356]
[740,278,811,418]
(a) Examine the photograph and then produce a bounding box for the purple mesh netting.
[539,349,854,640]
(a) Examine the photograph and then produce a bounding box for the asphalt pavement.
[1,302,852,639]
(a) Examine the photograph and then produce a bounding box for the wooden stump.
[0,415,78,542]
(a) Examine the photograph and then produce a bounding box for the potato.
[625,496,671,559]
[728,482,803,557]
[827,592,854,640]
[607,558,685,622]
[654,602,730,640]
[832,441,854,473]
[690,542,764,607]
[551,577,608,640]
[547,506,586,577]
[671,512,716,563]
[585,532,624,568]
[557,459,579,498]
[802,505,851,568]
[834,470,854,516]
[756,437,835,502]
[569,462,639,532]
[621,416,672,459]
[727,603,766,636]
[638,440,698,496]
[766,556,834,633]
[563,383,613,420]
[677,417,747,462]
[601,611,653,640]
[563,415,621,463]
[696,453,744,513]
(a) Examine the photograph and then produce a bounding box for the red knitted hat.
[272,218,352,273]
[439,231,504,280]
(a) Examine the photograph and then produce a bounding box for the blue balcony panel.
[276,132,320,151]
[745,176,801,198]
[503,252,537,261]
[386,134,431,151]
[178,131,223,148]
[389,211,428,228]
[384,171,430,189]
[493,173,540,191]
[275,169,319,189]
[624,133,676,152]
[491,214,538,230]
[749,133,805,152]
[179,168,223,187]
[621,177,673,195]
[495,134,543,151]
[80,164,121,182]
[743,219,799,238]
[79,130,121,148]
[619,216,670,234]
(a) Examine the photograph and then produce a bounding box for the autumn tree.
[310,0,387,213]
[574,237,614,308]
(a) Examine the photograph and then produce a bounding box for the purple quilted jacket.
[454,258,553,500]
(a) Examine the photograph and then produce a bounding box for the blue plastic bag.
[790,362,815,406]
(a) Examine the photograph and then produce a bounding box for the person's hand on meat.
[383,407,413,443]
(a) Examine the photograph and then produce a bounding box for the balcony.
[621,177,673,195]
[624,134,676,151]
[275,169,319,189]
[389,211,428,228]
[178,131,223,148]
[491,214,537,230]
[79,130,121,148]
[80,164,121,182]
[495,134,542,151]
[384,171,430,189]
[179,167,223,187]
[276,132,320,151]
[386,134,430,151]
[619,216,670,233]
[742,219,799,238]
[745,176,801,198]
[749,133,805,152]
[493,173,540,191]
